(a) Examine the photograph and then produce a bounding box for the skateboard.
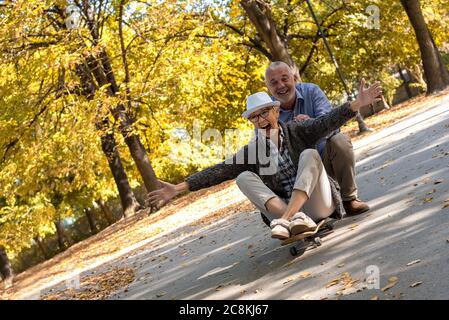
[281,218,335,256]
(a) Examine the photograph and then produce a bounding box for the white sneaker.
[270,219,290,240]
[289,212,317,236]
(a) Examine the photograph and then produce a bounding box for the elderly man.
[265,61,369,215]
[147,81,381,240]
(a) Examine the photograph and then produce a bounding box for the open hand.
[350,79,382,111]
[146,180,178,209]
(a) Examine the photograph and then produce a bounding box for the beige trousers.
[236,149,335,222]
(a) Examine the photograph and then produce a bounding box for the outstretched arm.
[147,146,256,209]
[296,79,382,145]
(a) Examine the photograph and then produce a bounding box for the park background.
[0,0,449,297]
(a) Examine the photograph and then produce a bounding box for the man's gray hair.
[264,61,294,82]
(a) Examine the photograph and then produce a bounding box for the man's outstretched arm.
[295,79,382,145]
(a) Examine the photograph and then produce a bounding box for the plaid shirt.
[267,126,297,202]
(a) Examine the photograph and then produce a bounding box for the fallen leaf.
[283,277,294,285]
[406,259,421,266]
[426,189,436,195]
[337,263,345,268]
[381,276,399,292]
[422,197,433,203]
[371,295,379,300]
[156,292,166,297]
[298,271,312,279]
[442,203,449,209]
[434,180,444,185]
[410,282,422,288]
[326,279,340,288]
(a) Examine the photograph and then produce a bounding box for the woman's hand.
[146,180,179,209]
[350,78,382,112]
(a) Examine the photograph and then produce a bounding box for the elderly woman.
[147,80,381,240]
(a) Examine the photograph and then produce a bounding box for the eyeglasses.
[248,108,272,123]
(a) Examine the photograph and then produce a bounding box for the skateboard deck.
[281,218,334,256]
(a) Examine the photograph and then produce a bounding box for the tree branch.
[223,22,273,60]
[118,0,131,109]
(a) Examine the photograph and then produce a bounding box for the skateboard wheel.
[314,237,322,246]
[290,247,298,256]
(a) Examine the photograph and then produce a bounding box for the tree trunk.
[400,0,449,93]
[96,200,115,225]
[37,3,141,218]
[75,61,141,218]
[54,220,67,251]
[98,123,142,218]
[89,51,160,194]
[80,2,159,195]
[34,236,49,260]
[0,246,14,288]
[84,207,98,234]
[240,0,301,81]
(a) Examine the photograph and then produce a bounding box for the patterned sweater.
[186,102,357,219]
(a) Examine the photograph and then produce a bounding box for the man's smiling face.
[265,64,296,108]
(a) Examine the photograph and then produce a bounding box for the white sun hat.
[242,92,281,119]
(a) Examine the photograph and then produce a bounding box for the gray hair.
[264,61,294,83]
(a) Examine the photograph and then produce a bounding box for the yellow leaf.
[299,271,312,279]
[381,276,399,292]
[326,279,340,288]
